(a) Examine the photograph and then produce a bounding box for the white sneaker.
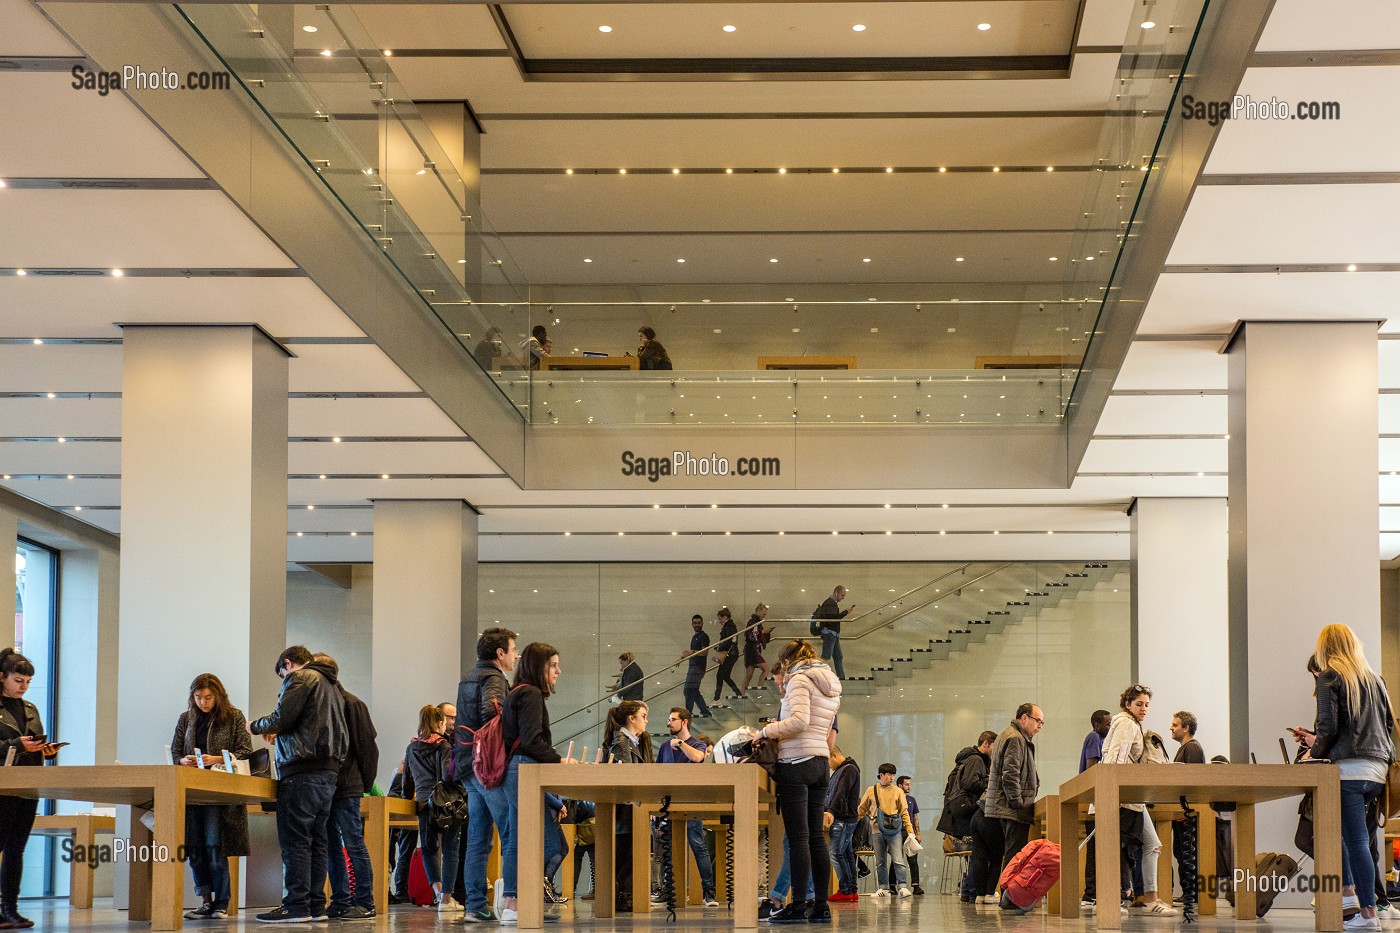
[495,880,505,918]
[1080,899,1096,909]
[976,895,997,905]
[438,896,464,914]
[499,907,518,925]
[898,886,913,898]
[703,899,720,908]
[1143,901,1179,916]
[872,889,890,898]
[1344,916,1380,932]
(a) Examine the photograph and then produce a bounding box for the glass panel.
[15,539,57,897]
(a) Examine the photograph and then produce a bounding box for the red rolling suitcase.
[998,838,1061,913]
[408,849,435,906]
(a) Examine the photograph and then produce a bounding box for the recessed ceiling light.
[977,22,991,31]
[769,258,779,263]
[778,167,787,174]
[723,24,736,32]
[15,269,26,276]
[383,50,392,57]
[712,328,721,334]
[1141,20,1156,29]
[565,168,574,175]
[332,436,341,443]
[1086,256,1095,261]
[320,49,332,57]
[792,327,800,333]
[992,166,1001,173]
[852,24,866,32]
[938,166,947,173]
[583,258,593,263]
[676,258,686,263]
[111,269,124,277]
[885,167,894,173]
[598,25,612,33]
[350,531,357,537]
[1347,264,1358,272]
[862,258,871,263]
[725,168,733,174]
[302,25,317,33]
[319,474,326,480]
[618,168,627,174]
[1049,256,1059,262]
[381,473,390,479]
[955,257,965,262]
[456,259,466,264]
[671,168,680,174]
[307,504,315,510]
[1046,166,1055,172]
[0,179,6,188]
[832,167,840,173]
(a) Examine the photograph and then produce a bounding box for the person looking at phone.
[171,673,254,920]
[0,646,57,929]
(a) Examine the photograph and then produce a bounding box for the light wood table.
[31,813,117,908]
[0,765,277,931]
[539,356,638,371]
[1033,796,1215,915]
[633,801,781,907]
[1054,763,1340,931]
[516,763,774,930]
[359,796,418,915]
[758,356,856,371]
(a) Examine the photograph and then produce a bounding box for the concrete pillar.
[117,326,289,765]
[1130,498,1230,757]
[371,500,477,788]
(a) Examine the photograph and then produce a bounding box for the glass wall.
[14,538,58,898]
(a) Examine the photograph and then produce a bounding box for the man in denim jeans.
[823,746,861,901]
[857,763,913,897]
[814,586,852,680]
[248,646,348,923]
[454,628,519,924]
[656,708,719,906]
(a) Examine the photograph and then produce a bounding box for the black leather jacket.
[1313,669,1396,766]
[249,661,348,777]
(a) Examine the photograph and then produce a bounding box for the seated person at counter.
[172,673,254,921]
[473,328,504,371]
[525,326,549,371]
[636,327,672,370]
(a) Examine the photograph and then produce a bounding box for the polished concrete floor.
[19,897,1330,933]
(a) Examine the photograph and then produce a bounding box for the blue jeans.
[828,820,857,895]
[819,630,844,679]
[417,809,462,893]
[504,754,542,898]
[545,815,568,883]
[686,820,717,899]
[465,772,511,912]
[275,770,338,917]
[1342,779,1385,908]
[326,795,375,910]
[874,828,909,889]
[768,834,815,903]
[185,805,230,911]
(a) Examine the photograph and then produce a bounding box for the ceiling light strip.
[479,530,1121,537]
[1164,263,1400,274]
[0,177,219,190]
[493,165,1101,176]
[289,436,477,443]
[0,267,306,278]
[477,109,1137,121]
[481,502,1127,511]
[1198,172,1400,187]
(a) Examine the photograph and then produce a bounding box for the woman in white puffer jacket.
[758,640,842,924]
[1102,684,1178,916]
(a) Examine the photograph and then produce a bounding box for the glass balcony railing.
[172,0,1208,430]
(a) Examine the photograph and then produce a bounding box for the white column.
[57,547,121,766]
[1226,321,1378,901]
[371,500,477,788]
[0,508,15,635]
[1130,498,1230,756]
[117,326,289,765]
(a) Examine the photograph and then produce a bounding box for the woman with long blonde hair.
[1298,624,1395,930]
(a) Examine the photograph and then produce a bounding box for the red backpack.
[998,838,1061,909]
[469,686,523,790]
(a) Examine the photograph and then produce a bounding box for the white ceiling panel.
[1379,438,1400,472]
[288,397,464,438]
[1069,474,1228,498]
[389,54,1122,116]
[1380,395,1400,434]
[1077,438,1227,474]
[1074,0,1134,46]
[481,172,1095,234]
[288,507,372,533]
[3,478,118,507]
[1,0,78,54]
[1381,507,1400,529]
[1205,68,1400,175]
[0,442,119,474]
[0,397,120,437]
[285,344,423,393]
[0,276,366,340]
[1379,343,1400,388]
[1382,534,1400,561]
[287,440,499,474]
[2,74,204,179]
[1139,272,1400,335]
[0,346,122,392]
[1112,341,1227,391]
[1255,0,1400,52]
[1379,475,1400,502]
[288,535,374,564]
[289,477,503,504]
[1167,185,1400,266]
[500,2,1078,59]
[1094,394,1227,435]
[1,190,296,269]
[481,116,1104,172]
[345,4,505,51]
[71,509,121,535]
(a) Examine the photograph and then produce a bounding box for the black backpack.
[809,607,823,637]
[428,780,469,830]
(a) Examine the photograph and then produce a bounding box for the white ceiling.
[3,0,1400,561]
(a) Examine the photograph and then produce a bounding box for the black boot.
[0,903,34,929]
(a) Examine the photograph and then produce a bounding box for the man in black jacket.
[815,585,853,679]
[248,646,348,923]
[312,654,379,921]
[454,628,518,923]
[823,747,861,900]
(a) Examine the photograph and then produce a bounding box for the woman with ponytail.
[1298,624,1395,931]
[0,647,57,929]
[602,701,652,910]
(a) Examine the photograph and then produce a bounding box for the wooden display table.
[0,765,277,931]
[632,800,782,908]
[515,763,774,930]
[1054,763,1341,931]
[1033,796,1216,915]
[31,813,117,908]
[539,356,638,371]
[758,356,855,371]
[359,796,418,915]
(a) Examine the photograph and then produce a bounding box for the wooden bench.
[31,813,117,908]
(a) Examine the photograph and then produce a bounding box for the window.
[14,538,58,897]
